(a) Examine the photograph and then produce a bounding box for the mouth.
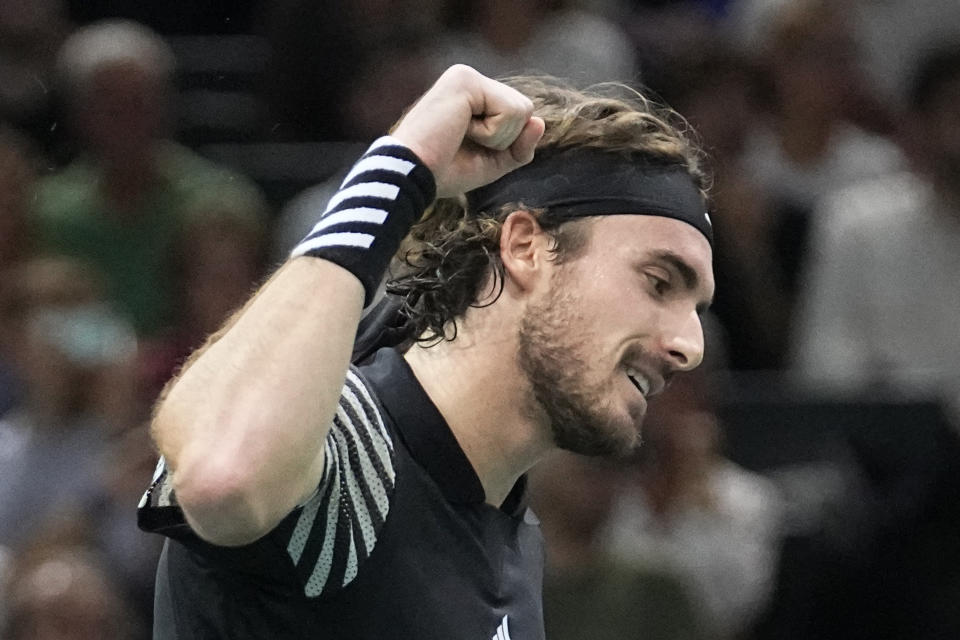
[624,358,668,399]
[626,368,651,397]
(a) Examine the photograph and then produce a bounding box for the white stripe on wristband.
[308,207,389,235]
[340,155,415,188]
[324,181,400,214]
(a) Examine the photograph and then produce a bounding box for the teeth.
[626,369,650,396]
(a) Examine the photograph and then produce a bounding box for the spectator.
[531,450,707,640]
[739,0,902,302]
[601,368,784,639]
[31,19,267,338]
[1,543,143,640]
[0,255,136,550]
[140,192,270,397]
[791,43,960,424]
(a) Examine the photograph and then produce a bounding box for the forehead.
[583,214,715,287]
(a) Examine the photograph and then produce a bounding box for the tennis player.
[140,64,715,639]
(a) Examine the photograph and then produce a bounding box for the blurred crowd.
[1,0,959,638]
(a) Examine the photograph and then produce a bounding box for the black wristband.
[291,136,436,305]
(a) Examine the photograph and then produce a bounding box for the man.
[139,65,715,638]
[787,45,960,639]
[791,44,960,422]
[33,19,266,337]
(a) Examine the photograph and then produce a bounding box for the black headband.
[466,147,713,246]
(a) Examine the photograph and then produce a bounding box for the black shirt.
[140,348,546,639]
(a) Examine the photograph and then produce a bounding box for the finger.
[467,107,524,149]
[467,85,534,151]
[467,112,524,150]
[508,116,545,165]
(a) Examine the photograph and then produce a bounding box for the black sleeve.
[138,367,397,596]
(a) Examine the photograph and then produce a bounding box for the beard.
[516,280,642,458]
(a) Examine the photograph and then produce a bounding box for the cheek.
[585,276,653,337]
[572,263,626,307]
[551,263,650,356]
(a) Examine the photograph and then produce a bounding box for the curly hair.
[387,75,709,344]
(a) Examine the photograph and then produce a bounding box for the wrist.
[291,137,436,306]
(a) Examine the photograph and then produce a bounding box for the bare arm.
[151,65,544,546]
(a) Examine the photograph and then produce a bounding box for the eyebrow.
[649,250,714,314]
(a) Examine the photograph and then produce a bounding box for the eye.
[647,273,671,296]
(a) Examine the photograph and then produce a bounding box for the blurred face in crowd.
[7,257,135,422]
[10,261,93,418]
[518,215,714,458]
[768,3,858,119]
[7,550,127,640]
[78,60,170,164]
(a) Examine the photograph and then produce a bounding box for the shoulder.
[159,142,269,222]
[818,171,928,242]
[829,125,905,176]
[32,159,99,222]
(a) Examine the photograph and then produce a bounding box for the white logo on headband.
[704,212,712,226]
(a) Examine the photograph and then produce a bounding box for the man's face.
[517,215,714,457]
[79,61,169,162]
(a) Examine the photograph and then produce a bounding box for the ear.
[500,209,549,293]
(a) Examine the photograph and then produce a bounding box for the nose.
[660,309,705,372]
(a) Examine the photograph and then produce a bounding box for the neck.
[403,307,553,507]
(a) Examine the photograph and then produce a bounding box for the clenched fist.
[391,65,545,198]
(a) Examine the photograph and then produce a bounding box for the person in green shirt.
[32,19,266,337]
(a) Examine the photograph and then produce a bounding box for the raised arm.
[151,65,544,546]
